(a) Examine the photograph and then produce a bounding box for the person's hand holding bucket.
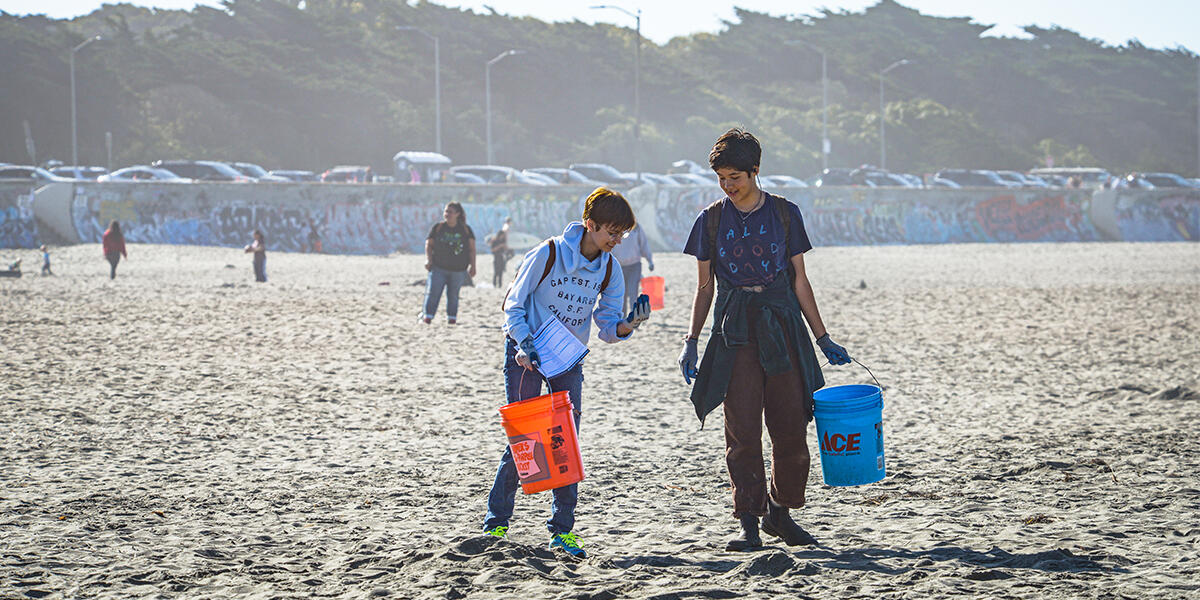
[516,336,541,371]
[816,333,851,365]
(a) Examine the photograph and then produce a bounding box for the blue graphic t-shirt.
[683,195,813,287]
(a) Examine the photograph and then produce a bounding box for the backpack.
[701,192,793,289]
[502,239,614,308]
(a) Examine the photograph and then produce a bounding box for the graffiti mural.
[1114,191,1200,242]
[0,184,40,249]
[49,183,1200,254]
[70,183,601,255]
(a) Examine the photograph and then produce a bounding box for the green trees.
[1,0,1195,177]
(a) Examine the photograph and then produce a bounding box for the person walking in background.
[610,222,654,314]
[482,187,652,558]
[101,220,127,280]
[678,128,851,551]
[423,202,476,324]
[40,244,53,276]
[306,220,322,253]
[244,229,267,282]
[488,217,513,288]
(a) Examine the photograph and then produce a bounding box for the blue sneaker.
[483,526,508,538]
[549,532,587,558]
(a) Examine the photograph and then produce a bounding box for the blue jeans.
[423,267,466,319]
[484,336,584,535]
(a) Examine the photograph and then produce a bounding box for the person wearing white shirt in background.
[609,222,654,314]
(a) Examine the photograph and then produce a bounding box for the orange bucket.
[641,276,665,311]
[498,390,584,494]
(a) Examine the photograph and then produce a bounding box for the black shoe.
[725,514,763,551]
[762,504,818,546]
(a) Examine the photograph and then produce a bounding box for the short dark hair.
[582,187,635,232]
[708,128,761,174]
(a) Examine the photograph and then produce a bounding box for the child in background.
[244,229,267,282]
[482,187,652,559]
[40,245,53,276]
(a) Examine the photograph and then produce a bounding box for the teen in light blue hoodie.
[483,188,652,559]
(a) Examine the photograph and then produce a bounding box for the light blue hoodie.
[503,221,629,346]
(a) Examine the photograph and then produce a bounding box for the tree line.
[1,0,1197,177]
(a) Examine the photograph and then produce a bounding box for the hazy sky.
[5,0,1198,52]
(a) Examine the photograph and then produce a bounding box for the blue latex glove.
[625,294,651,330]
[816,333,850,365]
[678,338,699,384]
[647,261,655,272]
[517,336,541,371]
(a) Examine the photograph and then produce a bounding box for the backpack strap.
[701,199,723,289]
[767,193,796,283]
[599,254,614,293]
[538,240,557,287]
[501,239,556,309]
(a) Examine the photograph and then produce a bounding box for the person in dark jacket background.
[678,128,852,551]
[101,220,127,280]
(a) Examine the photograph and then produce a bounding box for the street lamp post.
[70,35,101,169]
[397,26,441,154]
[591,5,641,181]
[786,40,829,171]
[486,49,524,165]
[878,58,910,171]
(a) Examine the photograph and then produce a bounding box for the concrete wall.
[0,183,39,249]
[2,181,1197,251]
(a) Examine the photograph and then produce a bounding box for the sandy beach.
[2,241,1198,599]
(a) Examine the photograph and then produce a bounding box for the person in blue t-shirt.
[482,187,652,559]
[678,128,852,551]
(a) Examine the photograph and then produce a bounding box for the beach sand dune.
[2,242,1198,599]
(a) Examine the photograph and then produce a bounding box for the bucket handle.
[821,357,884,394]
[518,365,581,416]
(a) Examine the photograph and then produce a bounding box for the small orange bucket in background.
[641,276,665,311]
[498,390,584,494]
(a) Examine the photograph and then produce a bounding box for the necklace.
[733,191,764,223]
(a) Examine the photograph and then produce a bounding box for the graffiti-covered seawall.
[637,185,1115,250]
[2,182,1197,251]
[0,183,40,249]
[68,182,597,254]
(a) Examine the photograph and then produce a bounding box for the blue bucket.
[813,383,885,487]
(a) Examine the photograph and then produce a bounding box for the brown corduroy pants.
[723,333,812,516]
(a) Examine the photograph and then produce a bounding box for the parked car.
[851,168,910,188]
[449,165,547,185]
[891,173,925,188]
[0,165,74,182]
[623,172,679,186]
[268,170,319,182]
[525,167,605,186]
[98,166,191,182]
[50,166,108,180]
[927,177,962,188]
[811,168,856,187]
[153,160,250,182]
[320,165,374,183]
[568,163,635,186]
[393,151,452,183]
[932,169,1017,188]
[667,173,714,186]
[995,170,1049,188]
[761,175,809,188]
[231,161,290,182]
[520,171,560,186]
[1027,167,1111,189]
[1113,173,1156,190]
[1139,172,1196,188]
[449,171,487,184]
